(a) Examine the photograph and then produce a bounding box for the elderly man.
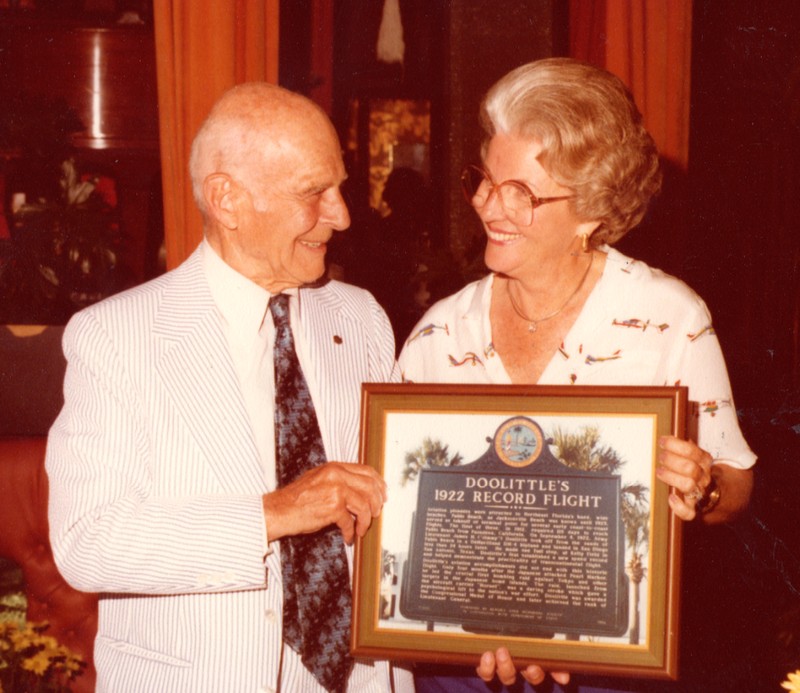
[46,83,411,693]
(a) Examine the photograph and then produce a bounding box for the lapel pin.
[333,335,343,345]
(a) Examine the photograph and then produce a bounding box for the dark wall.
[619,2,800,417]
[0,326,66,435]
[690,2,800,414]
[280,0,566,267]
[617,5,800,690]
[444,1,568,267]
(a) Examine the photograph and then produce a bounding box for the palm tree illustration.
[551,425,623,474]
[621,486,649,644]
[551,426,650,643]
[401,437,464,486]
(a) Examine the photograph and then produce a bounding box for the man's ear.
[203,174,240,229]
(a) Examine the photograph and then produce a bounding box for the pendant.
[528,323,537,333]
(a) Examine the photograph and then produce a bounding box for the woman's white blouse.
[398,247,756,470]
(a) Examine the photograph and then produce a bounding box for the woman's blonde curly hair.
[480,58,662,246]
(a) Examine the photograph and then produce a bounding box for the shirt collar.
[466,273,494,320]
[201,240,308,335]
[202,240,273,336]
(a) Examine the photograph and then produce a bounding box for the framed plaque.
[352,383,687,679]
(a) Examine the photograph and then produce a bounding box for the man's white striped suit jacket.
[46,246,412,692]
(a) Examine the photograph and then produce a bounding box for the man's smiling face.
[233,113,350,292]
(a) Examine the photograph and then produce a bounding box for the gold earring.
[581,233,590,253]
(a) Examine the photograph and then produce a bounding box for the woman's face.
[478,132,590,279]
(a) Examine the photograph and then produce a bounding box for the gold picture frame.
[352,383,687,680]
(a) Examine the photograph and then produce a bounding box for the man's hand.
[263,462,387,543]
[477,647,570,688]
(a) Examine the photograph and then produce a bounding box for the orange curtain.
[153,1,280,269]
[569,0,692,170]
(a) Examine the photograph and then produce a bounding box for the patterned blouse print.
[398,247,755,470]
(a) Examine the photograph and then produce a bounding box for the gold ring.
[687,488,704,503]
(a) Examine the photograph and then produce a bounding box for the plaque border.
[352,383,687,680]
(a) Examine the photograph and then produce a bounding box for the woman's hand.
[655,435,712,521]
[656,435,753,523]
[476,647,570,688]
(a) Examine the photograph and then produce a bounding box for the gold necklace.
[506,254,594,333]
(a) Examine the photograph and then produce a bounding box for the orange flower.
[781,670,800,692]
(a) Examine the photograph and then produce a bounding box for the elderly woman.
[399,58,755,692]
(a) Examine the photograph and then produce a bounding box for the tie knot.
[268,293,290,329]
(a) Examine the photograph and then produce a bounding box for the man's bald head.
[189,83,334,218]
[188,83,350,292]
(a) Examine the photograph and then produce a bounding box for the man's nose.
[323,189,351,231]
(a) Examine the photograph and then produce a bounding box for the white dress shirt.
[202,241,407,692]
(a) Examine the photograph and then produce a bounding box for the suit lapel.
[301,286,367,463]
[153,250,266,494]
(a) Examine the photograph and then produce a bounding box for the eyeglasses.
[460,165,575,226]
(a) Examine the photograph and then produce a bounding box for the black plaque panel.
[400,417,627,637]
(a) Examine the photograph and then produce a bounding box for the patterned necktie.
[269,293,353,693]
